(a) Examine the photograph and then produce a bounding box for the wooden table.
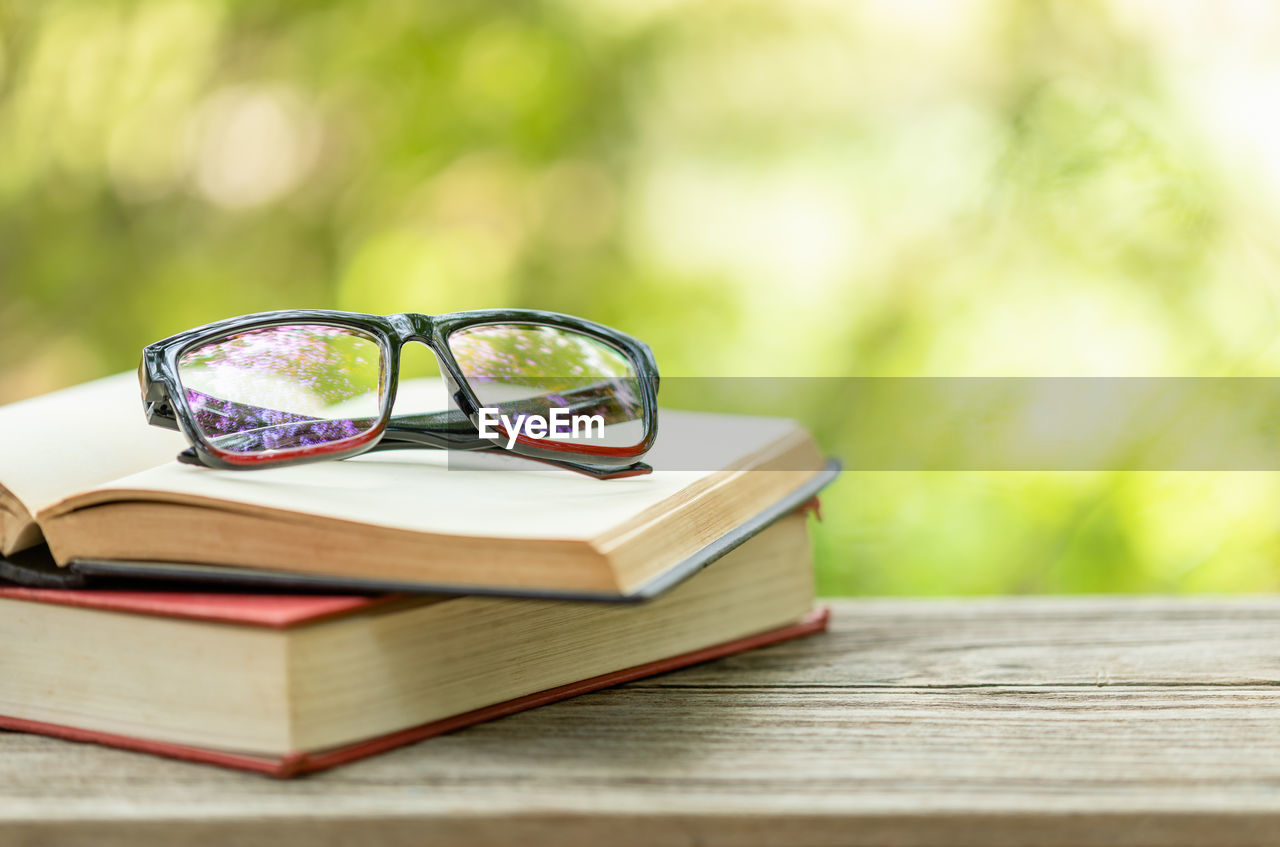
[5,597,1280,846]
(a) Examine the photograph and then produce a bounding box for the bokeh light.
[6,0,1280,594]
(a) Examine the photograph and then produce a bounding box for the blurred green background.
[5,0,1280,594]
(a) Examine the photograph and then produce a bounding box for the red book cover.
[0,585,396,628]
[0,606,829,777]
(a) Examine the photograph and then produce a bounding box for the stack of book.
[0,374,837,776]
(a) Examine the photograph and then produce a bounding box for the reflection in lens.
[447,323,647,449]
[177,324,384,455]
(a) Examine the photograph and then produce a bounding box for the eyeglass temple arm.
[364,439,652,480]
[376,378,633,443]
[368,408,652,480]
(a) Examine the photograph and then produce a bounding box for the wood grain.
[6,597,1280,847]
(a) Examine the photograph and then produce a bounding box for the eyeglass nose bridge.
[384,313,473,413]
[388,313,436,344]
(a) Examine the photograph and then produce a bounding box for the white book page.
[45,411,804,541]
[0,372,186,528]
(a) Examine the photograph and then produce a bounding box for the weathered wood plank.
[5,597,1280,847]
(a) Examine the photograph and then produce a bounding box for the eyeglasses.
[139,309,660,479]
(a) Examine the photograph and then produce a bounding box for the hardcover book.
[0,513,826,776]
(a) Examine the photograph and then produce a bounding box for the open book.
[0,374,836,600]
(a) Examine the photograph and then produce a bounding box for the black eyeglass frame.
[139,309,660,479]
